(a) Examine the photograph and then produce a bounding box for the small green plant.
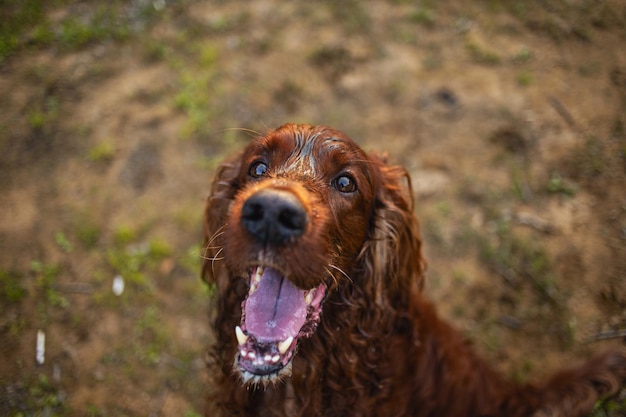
[409,7,436,27]
[31,260,68,309]
[546,172,577,196]
[174,69,215,139]
[516,70,533,86]
[589,394,626,417]
[466,39,501,65]
[0,270,27,309]
[28,109,46,129]
[86,404,105,417]
[148,239,172,260]
[59,6,131,50]
[180,244,202,275]
[114,225,137,246]
[133,305,168,365]
[55,232,73,253]
[106,247,150,289]
[513,46,533,63]
[107,237,172,292]
[0,0,46,63]
[479,222,560,302]
[27,96,61,131]
[88,141,116,162]
[17,374,68,416]
[75,217,101,249]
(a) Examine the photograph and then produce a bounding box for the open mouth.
[235,265,326,384]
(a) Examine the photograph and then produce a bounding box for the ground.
[0,1,625,416]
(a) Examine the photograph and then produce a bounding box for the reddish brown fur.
[202,124,626,417]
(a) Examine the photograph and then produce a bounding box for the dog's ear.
[358,152,426,307]
[202,152,243,284]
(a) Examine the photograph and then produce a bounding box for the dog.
[202,123,626,416]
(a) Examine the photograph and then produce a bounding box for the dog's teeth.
[278,336,293,355]
[235,326,248,346]
[264,354,272,362]
[304,290,313,305]
[271,354,280,363]
[249,351,256,359]
[250,266,264,294]
[255,266,263,283]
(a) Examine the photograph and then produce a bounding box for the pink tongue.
[244,268,307,342]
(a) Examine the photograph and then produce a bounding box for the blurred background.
[1,1,625,415]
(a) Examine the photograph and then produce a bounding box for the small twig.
[549,96,577,129]
[52,283,94,294]
[583,329,626,344]
[516,211,555,234]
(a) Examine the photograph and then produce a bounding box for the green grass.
[106,232,173,293]
[1,1,163,65]
[513,46,533,63]
[73,214,101,249]
[409,7,436,27]
[133,305,168,365]
[0,0,46,63]
[88,141,116,162]
[516,70,533,86]
[174,69,217,139]
[106,248,151,290]
[113,225,138,246]
[0,270,27,309]
[589,394,626,417]
[55,232,73,253]
[546,172,577,196]
[5,374,68,416]
[26,96,60,131]
[31,260,68,311]
[466,38,502,65]
[478,220,560,303]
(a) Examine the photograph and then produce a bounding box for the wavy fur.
[202,124,625,417]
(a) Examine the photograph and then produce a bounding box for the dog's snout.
[241,189,308,245]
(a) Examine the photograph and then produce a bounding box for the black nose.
[241,189,308,245]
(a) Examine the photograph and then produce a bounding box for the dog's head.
[203,124,424,384]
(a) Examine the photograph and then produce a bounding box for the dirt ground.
[1,1,625,416]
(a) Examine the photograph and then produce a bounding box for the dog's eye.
[249,161,268,178]
[334,175,357,193]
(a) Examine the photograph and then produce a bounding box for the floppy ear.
[358,152,426,308]
[202,152,243,285]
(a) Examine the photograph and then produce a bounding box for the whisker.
[209,247,224,277]
[207,225,227,247]
[323,268,338,289]
[201,244,224,261]
[213,127,262,139]
[201,225,227,262]
[328,264,352,284]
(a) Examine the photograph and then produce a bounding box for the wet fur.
[202,124,626,417]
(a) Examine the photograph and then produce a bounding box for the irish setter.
[202,123,625,417]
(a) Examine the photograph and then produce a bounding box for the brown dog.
[202,123,625,416]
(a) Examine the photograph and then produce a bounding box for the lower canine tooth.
[278,336,293,354]
[235,326,248,346]
[305,290,313,305]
